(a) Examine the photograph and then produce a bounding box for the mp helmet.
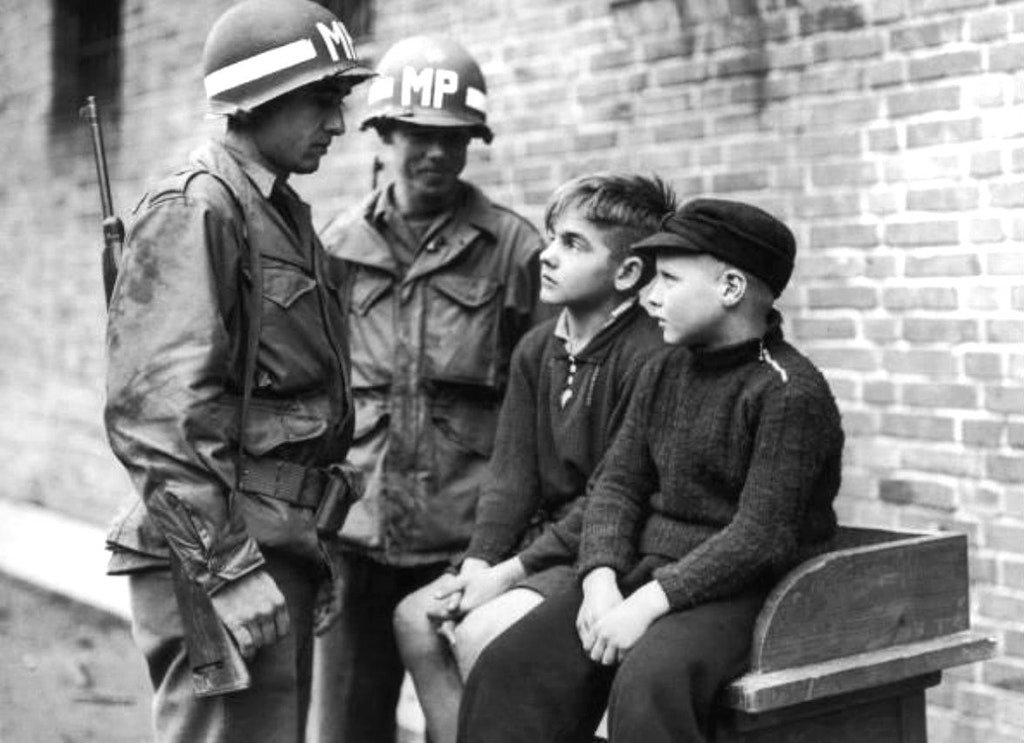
[361,36,493,143]
[203,0,374,116]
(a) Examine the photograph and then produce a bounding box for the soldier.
[103,2,372,742]
[309,36,544,743]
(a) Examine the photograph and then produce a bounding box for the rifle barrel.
[80,96,115,219]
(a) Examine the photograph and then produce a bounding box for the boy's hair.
[544,173,677,284]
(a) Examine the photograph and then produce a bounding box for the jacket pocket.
[263,263,316,309]
[347,272,395,389]
[424,274,501,388]
[237,395,331,457]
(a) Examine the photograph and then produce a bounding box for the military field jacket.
[320,182,542,565]
[105,139,353,594]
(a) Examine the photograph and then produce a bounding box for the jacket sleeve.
[105,192,264,595]
[464,339,541,564]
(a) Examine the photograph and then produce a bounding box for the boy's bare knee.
[393,585,436,651]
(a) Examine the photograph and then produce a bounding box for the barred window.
[51,0,122,128]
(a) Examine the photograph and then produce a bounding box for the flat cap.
[632,198,796,296]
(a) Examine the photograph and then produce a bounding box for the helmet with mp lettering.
[202,0,375,117]
[361,36,493,143]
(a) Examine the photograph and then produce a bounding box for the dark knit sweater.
[578,312,844,611]
[466,302,664,574]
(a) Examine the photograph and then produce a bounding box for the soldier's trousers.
[129,549,317,743]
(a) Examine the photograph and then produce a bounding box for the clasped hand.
[576,569,670,666]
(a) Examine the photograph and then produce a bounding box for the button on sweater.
[578,313,844,611]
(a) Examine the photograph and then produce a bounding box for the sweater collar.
[691,310,784,371]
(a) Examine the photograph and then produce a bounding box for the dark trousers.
[458,583,768,743]
[129,550,318,743]
[307,553,448,743]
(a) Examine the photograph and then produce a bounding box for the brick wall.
[0,0,1021,739]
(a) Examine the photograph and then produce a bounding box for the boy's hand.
[430,557,491,621]
[587,581,670,665]
[458,558,526,614]
[576,567,623,653]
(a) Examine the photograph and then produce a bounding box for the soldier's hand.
[209,570,290,659]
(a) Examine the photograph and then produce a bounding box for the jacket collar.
[192,138,314,266]
[552,300,650,363]
[328,180,503,282]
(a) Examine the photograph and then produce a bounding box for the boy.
[393,174,677,743]
[458,198,845,743]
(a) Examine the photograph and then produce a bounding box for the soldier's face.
[386,123,470,210]
[250,81,352,176]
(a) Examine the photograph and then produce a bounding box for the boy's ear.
[613,256,645,293]
[720,268,747,308]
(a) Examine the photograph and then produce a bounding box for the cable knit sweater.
[578,313,844,611]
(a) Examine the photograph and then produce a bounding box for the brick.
[986,386,1024,415]
[867,59,905,88]
[882,287,959,310]
[980,657,1024,693]
[885,152,961,182]
[990,41,1024,73]
[880,478,957,510]
[969,219,1007,244]
[905,254,981,277]
[806,346,879,372]
[903,383,977,409]
[1014,287,1024,311]
[809,223,879,249]
[881,413,956,441]
[908,50,983,82]
[864,380,896,404]
[794,193,861,219]
[799,4,867,35]
[813,32,885,62]
[907,117,982,148]
[970,150,1004,178]
[711,170,769,193]
[811,162,878,188]
[987,320,1024,343]
[962,415,1003,446]
[867,190,902,216]
[904,318,980,344]
[906,184,979,211]
[964,352,1003,379]
[807,286,877,310]
[887,86,961,117]
[968,9,1012,41]
[881,348,958,375]
[864,317,899,342]
[868,126,900,151]
[890,18,962,51]
[990,181,1024,208]
[988,252,1024,275]
[903,446,984,477]
[886,221,961,247]
[790,317,857,340]
[807,97,879,127]
[987,455,1024,484]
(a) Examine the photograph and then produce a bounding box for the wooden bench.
[714,526,996,743]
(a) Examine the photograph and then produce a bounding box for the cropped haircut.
[544,173,678,288]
